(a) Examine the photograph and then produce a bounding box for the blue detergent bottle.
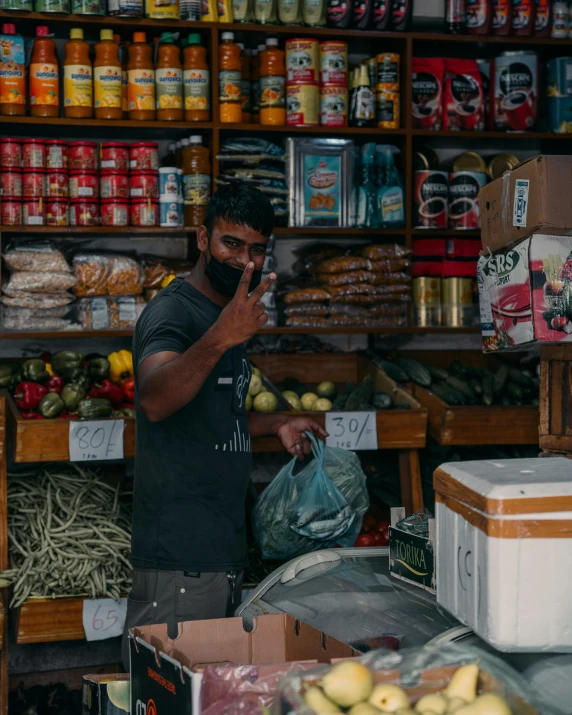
[376,144,405,229]
[357,142,379,229]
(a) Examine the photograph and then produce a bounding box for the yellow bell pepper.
[108,349,133,384]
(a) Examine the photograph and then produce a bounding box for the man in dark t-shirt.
[122,184,325,666]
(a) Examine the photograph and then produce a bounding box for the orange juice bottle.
[0,24,26,117]
[259,38,285,126]
[94,29,121,120]
[156,33,183,121]
[182,135,211,227]
[218,31,241,123]
[63,28,93,119]
[237,43,251,124]
[29,26,59,118]
[128,32,155,121]
[116,35,130,119]
[183,34,210,122]
[250,43,265,124]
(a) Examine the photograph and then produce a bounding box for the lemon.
[313,398,332,411]
[253,391,278,413]
[249,374,263,397]
[317,381,336,399]
[282,391,302,410]
[301,392,318,410]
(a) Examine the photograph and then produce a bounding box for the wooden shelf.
[412,129,569,140]
[273,227,407,235]
[0,226,194,235]
[219,124,406,134]
[0,115,213,131]
[16,597,87,645]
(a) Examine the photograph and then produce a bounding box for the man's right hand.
[212,263,276,348]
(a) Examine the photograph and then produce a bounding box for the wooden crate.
[0,599,4,651]
[16,597,86,644]
[539,346,572,453]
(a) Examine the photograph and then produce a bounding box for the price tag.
[325,412,378,451]
[69,420,124,462]
[82,597,127,642]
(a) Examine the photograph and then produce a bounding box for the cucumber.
[283,376,307,398]
[372,392,392,410]
[446,376,475,400]
[427,365,449,382]
[481,373,494,406]
[378,359,409,383]
[431,382,466,406]
[470,379,483,395]
[493,365,509,394]
[397,357,432,388]
[500,396,512,406]
[449,360,465,378]
[507,382,524,400]
[332,394,348,410]
[509,368,534,389]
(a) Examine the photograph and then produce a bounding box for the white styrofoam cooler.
[434,458,572,653]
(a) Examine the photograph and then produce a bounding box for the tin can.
[46,170,69,198]
[101,142,129,171]
[286,84,319,126]
[131,199,159,226]
[129,142,159,171]
[71,0,100,12]
[101,199,129,226]
[0,169,22,198]
[286,38,319,85]
[23,198,45,226]
[0,138,21,169]
[22,139,46,170]
[1,199,21,226]
[319,41,348,87]
[68,141,98,170]
[442,277,474,327]
[448,171,488,230]
[487,152,519,180]
[69,199,99,226]
[130,171,159,199]
[69,171,98,199]
[22,170,46,198]
[45,140,68,169]
[46,199,69,226]
[320,86,348,127]
[493,50,538,131]
[452,151,487,173]
[376,89,400,129]
[101,171,129,199]
[413,277,441,327]
[1,0,33,9]
[159,167,180,198]
[376,52,400,90]
[34,0,69,11]
[414,170,448,229]
[108,0,143,16]
[160,198,180,227]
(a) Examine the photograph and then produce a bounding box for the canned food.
[1,199,21,226]
[130,171,159,199]
[22,139,46,169]
[160,198,180,227]
[319,41,348,87]
[442,277,474,327]
[46,170,69,198]
[101,171,129,199]
[101,142,129,171]
[376,89,400,129]
[487,153,519,180]
[22,171,46,198]
[448,171,488,230]
[72,0,100,13]
[69,171,98,200]
[69,199,99,226]
[494,50,538,131]
[2,0,33,9]
[452,151,488,173]
[108,0,143,16]
[320,86,348,127]
[285,38,319,85]
[129,142,159,171]
[414,170,448,229]
[131,199,159,226]
[46,199,69,226]
[23,198,45,226]
[34,0,69,12]
[101,199,129,226]
[376,52,400,90]
[45,140,68,170]
[413,276,441,327]
[0,169,22,198]
[0,138,21,169]
[287,84,319,126]
[159,167,180,197]
[68,141,98,170]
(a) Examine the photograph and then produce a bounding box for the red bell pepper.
[46,375,64,394]
[14,382,48,411]
[120,376,135,402]
[21,410,45,420]
[93,379,125,406]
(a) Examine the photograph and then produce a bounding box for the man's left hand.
[276,416,328,460]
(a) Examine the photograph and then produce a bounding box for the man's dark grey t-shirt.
[131,277,252,572]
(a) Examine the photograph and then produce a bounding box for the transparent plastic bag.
[72,253,143,297]
[3,244,70,274]
[316,271,374,287]
[253,434,369,560]
[4,271,76,294]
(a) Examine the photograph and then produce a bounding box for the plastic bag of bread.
[1,292,75,309]
[316,270,374,287]
[285,316,329,328]
[369,258,411,273]
[292,246,342,275]
[3,244,70,273]
[359,244,412,260]
[370,272,411,285]
[313,256,370,274]
[4,271,77,294]
[77,296,145,330]
[73,254,143,297]
[284,303,330,317]
[284,287,330,304]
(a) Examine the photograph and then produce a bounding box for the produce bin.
[539,345,572,453]
[15,596,87,644]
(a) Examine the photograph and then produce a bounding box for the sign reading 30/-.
[325,412,378,451]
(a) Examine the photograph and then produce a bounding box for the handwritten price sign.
[69,420,124,462]
[325,412,378,451]
[82,597,127,641]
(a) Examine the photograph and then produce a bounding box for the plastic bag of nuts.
[72,253,143,297]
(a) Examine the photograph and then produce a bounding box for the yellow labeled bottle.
[218,32,242,123]
[155,33,183,121]
[94,29,122,120]
[201,0,218,20]
[64,28,93,118]
[128,32,155,121]
[218,0,233,21]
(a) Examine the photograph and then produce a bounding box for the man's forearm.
[247,412,289,437]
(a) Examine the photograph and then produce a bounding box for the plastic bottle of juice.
[182,135,211,227]
[238,43,251,123]
[218,0,234,21]
[155,33,183,121]
[259,38,285,126]
[94,29,122,119]
[233,0,254,21]
[218,32,242,123]
[202,0,218,20]
[250,43,264,124]
[128,32,155,120]
[183,33,210,122]
[255,0,277,22]
[63,28,93,118]
[116,35,130,118]
[0,23,26,117]
[29,26,59,118]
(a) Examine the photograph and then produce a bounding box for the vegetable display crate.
[4,392,135,463]
[539,346,572,453]
[15,596,86,645]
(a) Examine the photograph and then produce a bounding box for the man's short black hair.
[204,183,275,238]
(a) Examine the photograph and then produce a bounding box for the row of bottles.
[445,0,567,37]
[354,143,405,229]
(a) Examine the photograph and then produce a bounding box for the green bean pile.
[0,464,132,608]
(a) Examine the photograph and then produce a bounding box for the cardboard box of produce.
[129,613,353,715]
[389,507,435,594]
[478,232,572,351]
[479,155,572,254]
[82,674,130,715]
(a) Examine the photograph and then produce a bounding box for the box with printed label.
[478,232,572,351]
[479,155,572,253]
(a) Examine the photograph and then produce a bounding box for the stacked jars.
[319,41,349,128]
[158,167,184,227]
[129,141,159,226]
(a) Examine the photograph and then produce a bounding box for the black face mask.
[204,251,262,297]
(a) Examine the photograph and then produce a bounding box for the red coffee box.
[130,171,159,199]
[0,138,21,169]
[101,172,129,199]
[101,142,129,171]
[69,199,99,226]
[68,141,98,171]
[414,170,448,229]
[131,199,159,226]
[1,199,22,225]
[22,170,46,198]
[412,57,444,130]
[101,199,129,226]
[46,199,69,226]
[129,142,159,171]
[1,169,22,198]
[45,140,68,170]
[493,50,538,131]
[47,170,69,198]
[22,139,46,169]
[443,59,484,131]
[70,171,99,200]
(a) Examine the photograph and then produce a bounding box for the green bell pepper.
[60,366,89,387]
[61,383,86,412]
[22,359,50,383]
[77,398,112,420]
[0,365,13,388]
[121,407,136,418]
[38,392,65,419]
[8,368,22,393]
[52,351,84,376]
[86,357,110,381]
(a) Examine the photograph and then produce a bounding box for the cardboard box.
[479,155,572,253]
[388,507,436,594]
[129,614,353,715]
[478,232,572,351]
[82,674,130,715]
